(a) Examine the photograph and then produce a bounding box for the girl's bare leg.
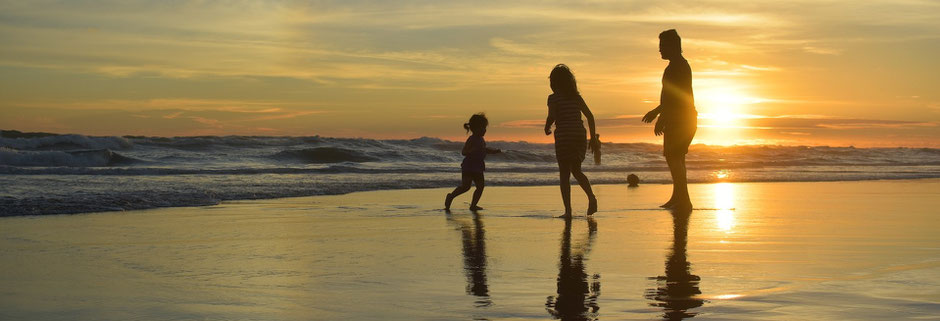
[558,160,572,217]
[446,173,473,210]
[570,161,597,215]
[469,173,485,210]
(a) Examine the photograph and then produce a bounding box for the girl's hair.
[463,113,488,134]
[549,64,578,95]
[659,29,682,54]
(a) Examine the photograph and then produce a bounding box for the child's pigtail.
[464,122,471,134]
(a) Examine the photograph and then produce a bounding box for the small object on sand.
[627,174,639,187]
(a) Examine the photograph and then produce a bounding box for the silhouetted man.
[642,29,697,211]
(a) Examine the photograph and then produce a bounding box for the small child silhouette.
[445,113,500,211]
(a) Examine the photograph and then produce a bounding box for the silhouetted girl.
[445,113,500,211]
[544,64,598,217]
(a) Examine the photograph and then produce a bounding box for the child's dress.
[461,135,486,174]
[548,93,587,163]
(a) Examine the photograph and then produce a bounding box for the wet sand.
[1,179,938,320]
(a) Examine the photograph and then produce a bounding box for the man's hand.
[544,126,552,135]
[642,108,660,123]
[654,119,666,136]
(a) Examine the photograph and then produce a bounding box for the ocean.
[2,132,939,216]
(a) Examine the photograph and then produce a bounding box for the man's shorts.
[663,113,697,157]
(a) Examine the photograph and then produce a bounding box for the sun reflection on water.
[713,183,736,232]
[713,294,743,300]
[713,169,731,180]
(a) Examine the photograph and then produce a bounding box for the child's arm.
[578,96,598,150]
[462,137,485,156]
[544,104,555,135]
[461,140,474,156]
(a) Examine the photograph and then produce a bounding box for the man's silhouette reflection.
[645,210,704,320]
[446,211,491,307]
[546,218,601,321]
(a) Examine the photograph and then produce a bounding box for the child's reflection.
[546,217,600,321]
[446,211,491,307]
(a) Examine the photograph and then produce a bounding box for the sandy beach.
[1,179,938,320]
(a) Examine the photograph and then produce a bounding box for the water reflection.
[713,183,736,232]
[446,211,491,307]
[546,217,601,321]
[645,210,704,320]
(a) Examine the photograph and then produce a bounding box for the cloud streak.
[0,0,938,146]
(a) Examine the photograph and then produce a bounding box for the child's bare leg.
[469,173,485,210]
[558,160,573,217]
[446,173,472,210]
[570,162,597,215]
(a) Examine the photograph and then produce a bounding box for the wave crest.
[0,134,133,150]
[272,147,379,163]
[0,148,140,167]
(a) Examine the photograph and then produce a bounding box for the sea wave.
[3,131,939,216]
[0,134,133,150]
[272,147,380,163]
[0,148,141,167]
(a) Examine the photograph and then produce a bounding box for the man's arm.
[654,117,667,136]
[642,105,662,123]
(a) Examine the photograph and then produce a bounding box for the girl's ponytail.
[463,113,488,134]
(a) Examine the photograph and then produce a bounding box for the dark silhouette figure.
[445,113,501,211]
[446,211,491,307]
[544,64,599,217]
[645,209,704,320]
[628,174,640,187]
[546,217,601,320]
[642,29,698,212]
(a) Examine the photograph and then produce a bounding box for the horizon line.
[2,129,937,149]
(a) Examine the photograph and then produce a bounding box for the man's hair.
[659,29,682,53]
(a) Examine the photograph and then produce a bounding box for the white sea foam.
[2,133,938,215]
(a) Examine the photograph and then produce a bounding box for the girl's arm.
[544,103,555,135]
[461,140,473,156]
[578,96,598,144]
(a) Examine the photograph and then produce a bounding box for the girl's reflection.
[646,210,704,320]
[446,211,491,307]
[546,217,601,321]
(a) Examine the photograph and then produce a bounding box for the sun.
[697,86,751,126]
[693,79,765,144]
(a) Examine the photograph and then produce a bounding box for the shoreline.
[4,177,938,217]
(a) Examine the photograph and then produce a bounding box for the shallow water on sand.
[1,180,938,320]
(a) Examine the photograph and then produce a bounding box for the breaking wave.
[2,131,938,216]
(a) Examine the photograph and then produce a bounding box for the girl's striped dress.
[548,93,587,163]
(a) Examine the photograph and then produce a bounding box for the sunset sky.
[1,0,938,146]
